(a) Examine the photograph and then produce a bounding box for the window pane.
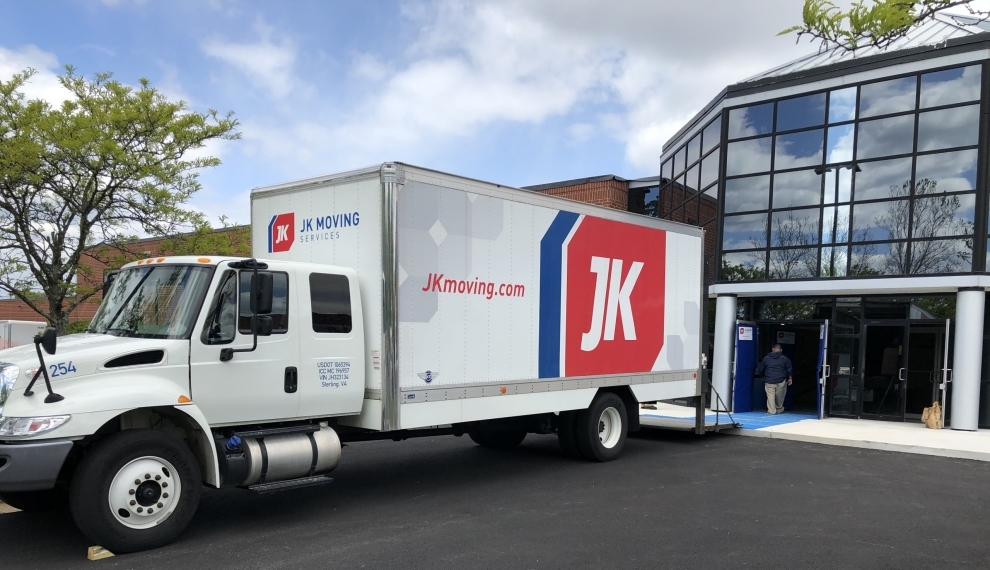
[642,185,660,217]
[854,157,912,201]
[821,246,848,277]
[310,273,352,333]
[722,251,766,281]
[702,116,721,153]
[850,242,908,276]
[823,204,850,244]
[674,146,686,174]
[722,213,767,250]
[675,174,688,208]
[725,136,772,176]
[728,103,773,139]
[909,239,972,274]
[687,134,702,166]
[917,104,979,151]
[201,270,238,345]
[661,159,673,183]
[915,149,977,193]
[826,124,854,163]
[776,92,826,131]
[769,248,818,279]
[856,115,915,159]
[829,87,857,123]
[920,65,981,108]
[725,175,769,213]
[686,164,700,194]
[700,147,720,189]
[852,199,909,242]
[775,128,824,169]
[701,186,718,224]
[912,193,975,238]
[772,169,821,209]
[771,207,820,248]
[683,198,699,225]
[859,76,917,118]
[239,272,289,333]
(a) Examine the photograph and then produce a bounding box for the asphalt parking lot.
[1,428,988,569]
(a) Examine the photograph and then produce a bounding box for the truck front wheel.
[69,429,202,553]
[574,392,628,462]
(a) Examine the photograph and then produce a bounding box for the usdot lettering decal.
[318,360,350,388]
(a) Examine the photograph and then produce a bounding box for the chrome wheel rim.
[108,456,181,529]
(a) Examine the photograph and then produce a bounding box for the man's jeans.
[765,381,787,414]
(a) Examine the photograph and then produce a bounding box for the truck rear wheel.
[69,429,202,553]
[574,392,628,462]
[0,488,68,512]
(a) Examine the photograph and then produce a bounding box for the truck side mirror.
[103,270,118,297]
[250,272,274,315]
[253,315,274,336]
[40,327,57,355]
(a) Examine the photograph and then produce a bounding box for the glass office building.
[657,15,990,429]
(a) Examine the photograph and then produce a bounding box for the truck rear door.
[296,269,365,418]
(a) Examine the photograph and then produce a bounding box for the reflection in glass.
[853,157,912,200]
[917,105,979,151]
[859,76,917,118]
[856,115,914,159]
[724,175,770,213]
[661,159,673,182]
[915,149,977,192]
[850,242,907,276]
[702,116,721,153]
[769,247,818,279]
[685,164,700,194]
[728,103,773,139]
[821,246,848,277]
[700,147,720,189]
[772,169,821,209]
[771,208,820,248]
[909,239,972,274]
[682,197,699,225]
[823,205,850,244]
[726,137,772,176]
[701,186,718,224]
[676,174,687,209]
[687,134,702,166]
[826,124,854,163]
[777,92,826,131]
[675,146,686,174]
[829,87,857,123]
[852,200,907,241]
[911,193,975,237]
[823,207,835,243]
[722,212,768,250]
[721,251,766,281]
[774,129,824,169]
[920,65,981,108]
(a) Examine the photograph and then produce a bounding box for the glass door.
[861,322,907,420]
[827,334,860,418]
[904,322,946,421]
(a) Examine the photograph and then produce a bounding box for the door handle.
[284,366,298,394]
[898,368,905,382]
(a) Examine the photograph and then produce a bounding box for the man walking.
[761,344,793,414]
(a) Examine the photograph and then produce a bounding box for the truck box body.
[0,320,46,350]
[251,163,703,431]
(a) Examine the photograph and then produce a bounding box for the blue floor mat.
[728,411,818,429]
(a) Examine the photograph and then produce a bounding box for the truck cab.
[0,256,362,551]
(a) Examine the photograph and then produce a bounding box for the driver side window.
[200,270,238,345]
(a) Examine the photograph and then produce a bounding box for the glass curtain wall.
[719,64,983,282]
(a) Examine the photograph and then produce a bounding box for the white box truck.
[0,321,47,350]
[0,163,703,553]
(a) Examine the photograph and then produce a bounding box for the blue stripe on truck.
[538,211,579,378]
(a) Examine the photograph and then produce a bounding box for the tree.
[780,0,989,52]
[0,67,240,333]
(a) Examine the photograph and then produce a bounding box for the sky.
[0,0,824,226]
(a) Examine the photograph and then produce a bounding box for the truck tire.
[0,488,68,512]
[469,425,527,449]
[557,411,581,458]
[574,392,628,462]
[69,429,202,553]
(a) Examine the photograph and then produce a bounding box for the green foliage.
[63,319,91,335]
[0,67,240,333]
[159,216,251,258]
[720,258,766,282]
[780,0,985,52]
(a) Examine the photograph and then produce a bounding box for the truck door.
[190,265,300,425]
[296,270,365,418]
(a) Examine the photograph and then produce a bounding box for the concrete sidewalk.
[641,403,990,462]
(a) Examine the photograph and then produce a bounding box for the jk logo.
[275,224,289,243]
[268,213,295,253]
[580,256,644,352]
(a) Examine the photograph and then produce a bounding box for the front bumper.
[0,440,73,492]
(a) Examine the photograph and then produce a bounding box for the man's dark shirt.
[761,352,792,384]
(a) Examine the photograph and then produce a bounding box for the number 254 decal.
[49,361,77,377]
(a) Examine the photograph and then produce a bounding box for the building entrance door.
[861,322,907,420]
[904,322,949,420]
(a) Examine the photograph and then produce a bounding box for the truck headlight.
[0,364,19,417]
[0,415,70,438]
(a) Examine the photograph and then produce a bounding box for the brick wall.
[534,178,629,211]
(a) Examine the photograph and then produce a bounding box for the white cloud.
[0,45,71,105]
[350,53,389,81]
[202,19,299,99]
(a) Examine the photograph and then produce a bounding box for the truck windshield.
[88,265,214,339]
